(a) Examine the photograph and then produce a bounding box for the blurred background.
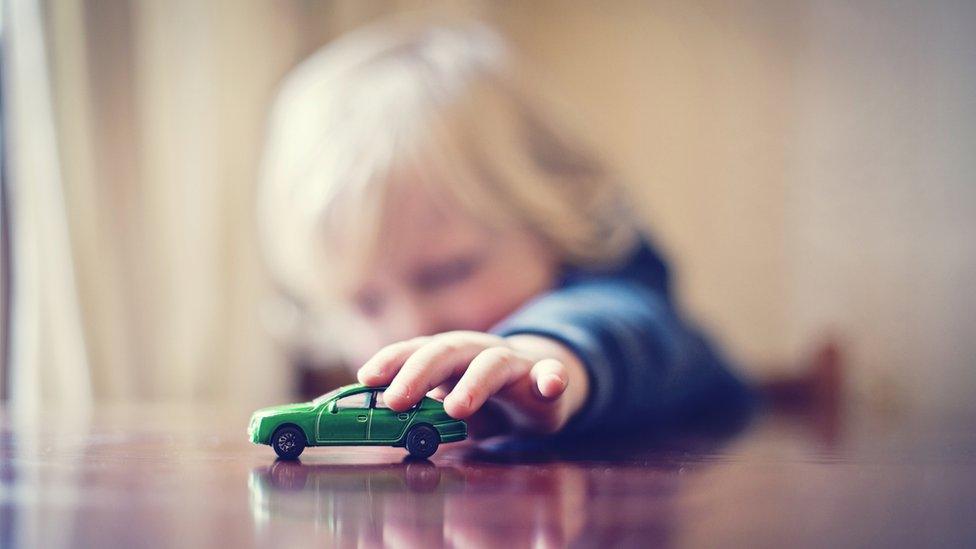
[2,0,974,420]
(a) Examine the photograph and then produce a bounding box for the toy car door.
[367,390,413,442]
[318,391,370,442]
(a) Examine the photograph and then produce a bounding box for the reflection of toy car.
[248,383,467,459]
[247,459,463,535]
[260,459,448,493]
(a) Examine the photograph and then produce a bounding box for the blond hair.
[259,18,638,306]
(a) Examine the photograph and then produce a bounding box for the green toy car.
[248,383,467,459]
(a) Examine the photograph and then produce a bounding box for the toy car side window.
[335,392,369,410]
[372,391,419,410]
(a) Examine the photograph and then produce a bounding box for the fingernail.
[540,374,565,396]
[451,391,472,409]
[445,392,472,417]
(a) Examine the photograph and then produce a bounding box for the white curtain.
[4,0,92,417]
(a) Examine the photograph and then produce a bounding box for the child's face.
[334,182,559,362]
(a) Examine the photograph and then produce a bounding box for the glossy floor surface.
[1,404,974,548]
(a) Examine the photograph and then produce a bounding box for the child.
[259,20,750,439]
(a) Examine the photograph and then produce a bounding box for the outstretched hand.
[356,331,589,438]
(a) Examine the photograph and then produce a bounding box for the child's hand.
[357,331,590,437]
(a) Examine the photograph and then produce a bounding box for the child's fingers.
[426,378,460,402]
[385,332,507,410]
[530,358,569,401]
[444,347,529,418]
[357,336,431,385]
[426,385,451,401]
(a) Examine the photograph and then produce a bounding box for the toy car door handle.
[356,415,368,422]
[397,413,409,420]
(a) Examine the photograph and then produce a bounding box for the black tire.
[271,425,306,460]
[404,425,440,459]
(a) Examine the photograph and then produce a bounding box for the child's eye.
[412,255,481,292]
[353,291,385,318]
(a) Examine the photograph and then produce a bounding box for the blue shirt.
[491,237,753,436]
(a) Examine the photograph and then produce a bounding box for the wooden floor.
[1,403,974,547]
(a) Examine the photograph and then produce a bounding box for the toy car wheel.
[271,425,306,460]
[405,425,440,459]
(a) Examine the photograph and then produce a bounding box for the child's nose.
[403,313,452,339]
[388,297,451,340]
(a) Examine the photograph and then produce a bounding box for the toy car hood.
[251,402,315,419]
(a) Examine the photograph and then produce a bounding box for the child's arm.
[358,277,750,437]
[491,278,752,435]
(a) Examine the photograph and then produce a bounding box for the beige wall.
[782,1,976,415]
[20,0,975,416]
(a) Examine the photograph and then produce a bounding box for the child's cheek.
[343,317,389,367]
[445,272,533,332]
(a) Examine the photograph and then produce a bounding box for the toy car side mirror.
[328,401,338,414]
